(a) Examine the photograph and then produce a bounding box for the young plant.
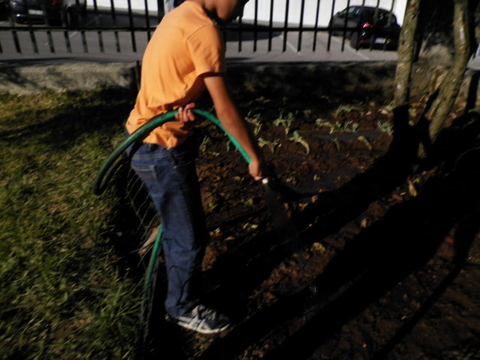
[208,199,219,210]
[377,120,394,136]
[253,122,263,135]
[273,111,295,134]
[258,138,278,154]
[246,111,263,135]
[286,176,298,184]
[315,118,359,134]
[357,135,373,150]
[332,120,359,133]
[200,136,212,153]
[334,104,364,117]
[241,198,255,207]
[346,121,359,132]
[315,118,335,133]
[288,131,310,154]
[331,137,342,151]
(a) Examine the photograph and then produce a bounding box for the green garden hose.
[93,109,300,348]
[93,109,250,196]
[92,109,252,346]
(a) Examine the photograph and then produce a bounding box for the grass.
[0,89,143,359]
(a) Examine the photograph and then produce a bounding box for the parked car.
[7,0,86,26]
[329,6,400,50]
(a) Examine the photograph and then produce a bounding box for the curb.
[0,61,140,95]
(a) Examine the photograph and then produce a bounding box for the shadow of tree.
[185,108,480,360]
[263,148,480,360]
[139,72,480,359]
[0,88,135,151]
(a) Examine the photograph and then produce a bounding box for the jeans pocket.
[131,163,157,182]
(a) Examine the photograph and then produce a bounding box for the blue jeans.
[130,138,207,318]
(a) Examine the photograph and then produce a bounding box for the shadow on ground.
[141,106,480,359]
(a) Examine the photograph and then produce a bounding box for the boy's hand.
[175,103,196,123]
[249,158,266,181]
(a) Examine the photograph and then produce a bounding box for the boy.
[126,0,265,334]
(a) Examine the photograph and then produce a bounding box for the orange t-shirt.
[126,1,225,147]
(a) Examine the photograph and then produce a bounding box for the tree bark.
[427,0,471,142]
[393,0,422,107]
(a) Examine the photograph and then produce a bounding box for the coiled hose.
[92,109,252,343]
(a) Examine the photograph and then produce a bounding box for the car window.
[347,7,357,16]
[376,11,397,25]
[360,9,374,21]
[382,12,397,24]
[361,8,397,25]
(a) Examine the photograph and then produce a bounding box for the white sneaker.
[165,304,230,334]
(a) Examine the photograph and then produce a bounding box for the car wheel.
[350,32,361,50]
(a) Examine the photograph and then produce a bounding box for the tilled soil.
[143,90,480,360]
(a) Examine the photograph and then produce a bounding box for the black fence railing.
[0,0,402,57]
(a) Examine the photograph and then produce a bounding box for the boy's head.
[198,0,249,23]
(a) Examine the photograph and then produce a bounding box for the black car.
[329,6,400,49]
[7,0,86,26]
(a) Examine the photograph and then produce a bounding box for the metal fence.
[0,0,402,58]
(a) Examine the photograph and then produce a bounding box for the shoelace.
[195,305,215,320]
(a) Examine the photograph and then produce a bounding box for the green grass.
[0,89,143,359]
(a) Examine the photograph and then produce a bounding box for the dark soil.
[141,64,480,360]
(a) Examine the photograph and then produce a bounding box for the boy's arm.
[203,73,265,181]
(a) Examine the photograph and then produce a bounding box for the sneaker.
[165,304,230,334]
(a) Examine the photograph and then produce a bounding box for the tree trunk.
[394,0,422,107]
[426,0,471,142]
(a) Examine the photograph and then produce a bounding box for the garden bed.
[142,64,480,359]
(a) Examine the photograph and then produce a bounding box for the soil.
[137,64,480,360]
